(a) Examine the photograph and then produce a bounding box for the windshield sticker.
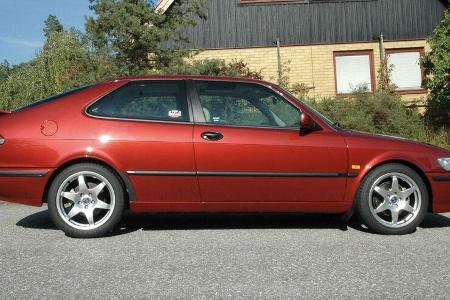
[168,110,182,118]
[212,117,221,122]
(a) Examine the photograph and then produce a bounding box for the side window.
[194,81,300,128]
[87,81,189,122]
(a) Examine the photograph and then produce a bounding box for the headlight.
[438,158,450,171]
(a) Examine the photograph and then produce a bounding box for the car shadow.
[16,210,450,237]
[347,213,450,233]
[114,212,351,236]
[16,210,56,230]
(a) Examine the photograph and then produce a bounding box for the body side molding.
[127,170,359,178]
[0,170,49,177]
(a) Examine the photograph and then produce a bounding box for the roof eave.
[155,0,175,13]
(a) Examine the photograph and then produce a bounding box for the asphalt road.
[1,201,450,299]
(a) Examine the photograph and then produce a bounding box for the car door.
[85,80,200,208]
[189,80,348,209]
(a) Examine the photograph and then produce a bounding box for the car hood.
[341,128,450,156]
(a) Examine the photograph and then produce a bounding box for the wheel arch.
[43,157,135,206]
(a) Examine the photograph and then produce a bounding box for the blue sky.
[0,0,92,65]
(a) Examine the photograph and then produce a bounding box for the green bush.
[305,92,450,150]
[422,5,450,129]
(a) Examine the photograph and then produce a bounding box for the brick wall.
[193,40,428,103]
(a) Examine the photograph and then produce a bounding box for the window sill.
[336,91,375,97]
[396,89,428,95]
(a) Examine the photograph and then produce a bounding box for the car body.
[0,75,449,237]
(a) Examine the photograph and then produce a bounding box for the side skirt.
[129,201,351,213]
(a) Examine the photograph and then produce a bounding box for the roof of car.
[105,75,274,86]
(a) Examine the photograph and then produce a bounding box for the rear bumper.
[0,168,54,207]
[428,173,450,213]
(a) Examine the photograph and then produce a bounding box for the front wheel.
[355,164,428,235]
[48,163,125,238]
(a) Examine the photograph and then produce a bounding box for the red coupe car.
[0,76,449,238]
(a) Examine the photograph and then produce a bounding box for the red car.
[0,76,449,238]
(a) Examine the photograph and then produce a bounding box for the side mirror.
[300,113,314,135]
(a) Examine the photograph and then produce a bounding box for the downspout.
[310,45,316,98]
[276,37,282,85]
[379,32,385,61]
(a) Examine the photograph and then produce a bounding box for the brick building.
[156,0,448,102]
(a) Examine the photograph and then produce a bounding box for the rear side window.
[87,81,189,122]
[15,84,96,112]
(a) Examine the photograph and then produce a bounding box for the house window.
[386,48,425,93]
[334,50,375,94]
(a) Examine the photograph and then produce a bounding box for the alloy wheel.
[368,172,422,228]
[56,171,115,231]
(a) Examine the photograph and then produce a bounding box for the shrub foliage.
[306,93,449,150]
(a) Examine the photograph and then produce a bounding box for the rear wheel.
[355,164,428,235]
[48,163,125,238]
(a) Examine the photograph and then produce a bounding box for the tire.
[355,163,428,235]
[47,163,125,238]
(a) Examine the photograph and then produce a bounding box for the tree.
[43,14,64,38]
[422,4,450,129]
[377,57,396,94]
[86,0,206,74]
[158,58,263,79]
[0,60,11,85]
[0,29,119,111]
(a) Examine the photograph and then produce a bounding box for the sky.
[0,0,93,65]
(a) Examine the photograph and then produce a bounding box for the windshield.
[277,86,337,128]
[15,84,97,112]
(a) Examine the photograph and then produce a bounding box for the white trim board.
[155,0,175,13]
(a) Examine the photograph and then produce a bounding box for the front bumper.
[428,173,450,213]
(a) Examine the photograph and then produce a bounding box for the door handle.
[201,131,223,141]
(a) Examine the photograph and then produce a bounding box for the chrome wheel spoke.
[95,200,111,210]
[400,187,416,199]
[374,186,389,198]
[402,204,415,214]
[91,182,106,197]
[62,191,78,202]
[375,201,389,213]
[391,176,400,193]
[78,175,88,193]
[67,206,81,220]
[84,209,95,226]
[391,209,399,224]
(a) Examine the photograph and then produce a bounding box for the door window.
[87,81,189,122]
[194,81,300,128]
